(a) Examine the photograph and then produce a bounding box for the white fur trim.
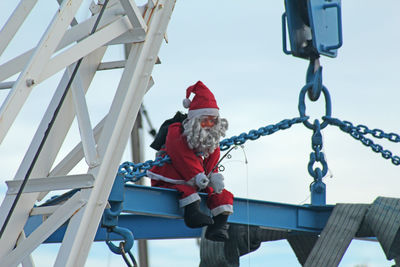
[187,108,219,119]
[187,173,207,187]
[179,193,201,207]
[146,171,186,184]
[211,204,233,216]
[210,173,224,181]
[209,173,224,193]
[186,176,196,186]
[183,98,191,108]
[147,171,206,189]
[194,172,209,189]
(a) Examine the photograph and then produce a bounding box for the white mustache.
[183,117,228,157]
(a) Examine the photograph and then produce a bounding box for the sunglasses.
[200,116,218,128]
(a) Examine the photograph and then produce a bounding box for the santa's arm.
[204,147,225,193]
[203,147,220,175]
[166,123,206,184]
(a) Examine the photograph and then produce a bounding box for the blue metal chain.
[308,120,329,179]
[119,116,309,182]
[305,59,323,102]
[324,117,400,165]
[119,156,171,182]
[119,77,400,184]
[297,61,400,206]
[299,61,331,206]
[298,81,332,130]
[308,119,328,205]
[338,120,400,143]
[219,116,308,150]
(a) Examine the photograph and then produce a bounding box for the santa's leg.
[205,189,234,241]
[184,200,214,228]
[172,184,214,228]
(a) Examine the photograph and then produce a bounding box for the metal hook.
[306,59,323,102]
[105,226,134,255]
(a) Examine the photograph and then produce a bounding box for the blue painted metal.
[298,84,331,130]
[122,184,333,232]
[119,156,171,182]
[310,169,326,206]
[308,120,328,206]
[101,174,134,254]
[324,117,400,166]
[25,214,202,243]
[219,117,308,151]
[283,0,342,59]
[108,174,125,202]
[282,0,311,59]
[25,185,334,243]
[102,175,124,227]
[106,226,134,255]
[308,0,343,57]
[118,117,308,182]
[281,13,292,55]
[38,188,79,207]
[305,61,323,101]
[308,121,328,179]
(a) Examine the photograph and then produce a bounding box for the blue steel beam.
[122,184,333,232]
[25,214,201,243]
[25,184,333,242]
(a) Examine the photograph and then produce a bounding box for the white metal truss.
[0,0,175,266]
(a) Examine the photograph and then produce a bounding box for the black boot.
[184,201,214,228]
[205,214,229,242]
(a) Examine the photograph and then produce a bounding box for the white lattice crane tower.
[0,0,175,266]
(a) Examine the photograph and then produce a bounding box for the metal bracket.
[282,0,342,59]
[101,175,135,254]
[308,0,343,57]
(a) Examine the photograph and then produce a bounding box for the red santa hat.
[183,81,220,119]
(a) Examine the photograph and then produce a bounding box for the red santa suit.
[147,122,234,216]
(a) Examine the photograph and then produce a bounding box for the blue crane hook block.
[308,0,342,57]
[283,0,342,58]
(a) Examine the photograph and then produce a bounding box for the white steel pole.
[0,0,38,57]
[69,66,100,168]
[0,0,84,144]
[0,48,106,258]
[0,3,124,83]
[54,1,176,265]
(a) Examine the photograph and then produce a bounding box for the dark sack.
[150,111,187,151]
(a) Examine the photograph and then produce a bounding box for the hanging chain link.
[120,113,400,183]
[297,60,400,195]
[324,117,400,165]
[300,60,331,192]
[336,120,400,143]
[219,116,308,150]
[308,120,329,180]
[119,156,171,182]
[119,116,309,181]
[120,62,400,183]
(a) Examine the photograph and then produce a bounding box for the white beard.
[182,116,228,158]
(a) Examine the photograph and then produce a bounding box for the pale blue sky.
[0,0,399,266]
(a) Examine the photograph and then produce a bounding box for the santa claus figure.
[147,81,234,242]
